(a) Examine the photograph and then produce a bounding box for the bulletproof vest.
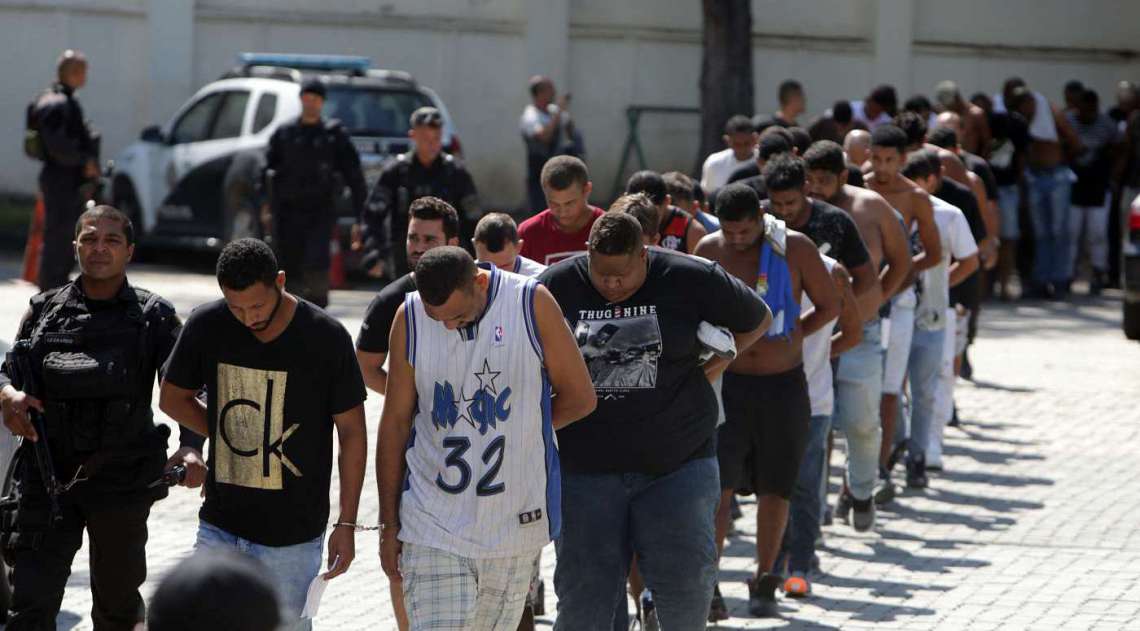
[27,287,159,463]
[273,119,345,204]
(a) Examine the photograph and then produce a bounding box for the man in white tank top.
[377,247,595,630]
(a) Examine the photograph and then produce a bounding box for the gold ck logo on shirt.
[215,363,301,490]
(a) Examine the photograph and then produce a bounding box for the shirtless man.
[695,182,839,618]
[844,129,872,170]
[1000,78,1084,297]
[863,124,943,498]
[935,80,992,157]
[802,139,911,527]
[931,117,1000,267]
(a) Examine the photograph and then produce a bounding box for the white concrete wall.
[1,0,1138,211]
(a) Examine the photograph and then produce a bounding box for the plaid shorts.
[401,542,538,630]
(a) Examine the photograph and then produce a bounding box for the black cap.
[410,106,443,128]
[148,551,283,631]
[300,78,326,99]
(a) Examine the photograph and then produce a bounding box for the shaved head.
[844,129,871,165]
[936,111,962,135]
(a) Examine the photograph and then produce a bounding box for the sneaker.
[747,574,781,618]
[783,571,812,599]
[852,496,876,532]
[948,404,961,428]
[874,467,896,506]
[708,584,729,622]
[640,589,659,631]
[906,454,928,489]
[1091,270,1106,296]
[834,489,854,524]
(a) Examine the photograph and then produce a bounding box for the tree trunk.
[699,0,754,173]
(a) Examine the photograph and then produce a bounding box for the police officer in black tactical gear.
[0,205,206,630]
[358,106,480,279]
[25,50,101,292]
[263,78,366,307]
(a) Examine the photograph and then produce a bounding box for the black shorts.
[717,367,811,499]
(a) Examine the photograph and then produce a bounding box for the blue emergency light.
[238,53,371,73]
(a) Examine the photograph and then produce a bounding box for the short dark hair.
[787,126,812,155]
[869,84,899,115]
[540,155,589,191]
[778,80,803,105]
[588,212,643,256]
[609,193,659,239]
[409,196,459,241]
[724,115,755,135]
[904,94,933,114]
[1064,80,1085,95]
[147,551,281,631]
[763,154,807,193]
[414,246,477,307]
[75,204,134,245]
[216,238,278,290]
[759,127,793,161]
[662,171,695,206]
[625,170,668,205]
[1080,88,1100,107]
[901,148,938,180]
[892,111,928,147]
[692,181,706,204]
[870,124,908,153]
[753,114,779,135]
[832,101,853,124]
[472,212,519,253]
[803,140,847,175]
[528,75,551,97]
[927,126,959,149]
[715,183,761,222]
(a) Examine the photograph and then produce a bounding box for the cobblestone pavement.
[0,259,1138,630]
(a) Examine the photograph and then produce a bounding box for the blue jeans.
[554,457,720,631]
[833,320,884,500]
[997,184,1021,240]
[905,326,945,461]
[780,414,832,574]
[1027,166,1074,285]
[195,521,324,631]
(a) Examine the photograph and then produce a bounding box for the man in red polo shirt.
[519,156,604,265]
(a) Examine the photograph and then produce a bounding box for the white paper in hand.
[301,574,329,619]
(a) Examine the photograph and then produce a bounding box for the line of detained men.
[1,135,974,631]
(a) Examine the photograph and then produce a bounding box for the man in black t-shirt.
[160,239,368,630]
[356,197,460,396]
[987,103,1031,299]
[760,155,876,300]
[540,213,770,630]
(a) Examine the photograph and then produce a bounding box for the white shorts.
[401,542,537,631]
[882,306,915,395]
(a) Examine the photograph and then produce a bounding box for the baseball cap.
[300,78,326,99]
[410,106,443,128]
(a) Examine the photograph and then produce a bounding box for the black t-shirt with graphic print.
[538,248,769,475]
[771,198,871,272]
[163,299,367,546]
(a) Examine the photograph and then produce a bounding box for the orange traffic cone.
[21,194,45,285]
[329,224,347,290]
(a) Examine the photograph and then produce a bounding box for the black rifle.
[5,340,62,527]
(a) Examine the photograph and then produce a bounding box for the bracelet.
[333,522,380,531]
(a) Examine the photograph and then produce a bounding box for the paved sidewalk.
[0,262,1138,630]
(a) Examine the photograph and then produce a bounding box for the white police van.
[108,53,460,255]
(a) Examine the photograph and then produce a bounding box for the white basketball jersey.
[399,266,558,558]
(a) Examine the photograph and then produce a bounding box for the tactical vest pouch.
[41,349,132,400]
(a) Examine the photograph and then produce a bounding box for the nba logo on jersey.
[494,324,505,346]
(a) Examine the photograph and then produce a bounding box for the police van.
[108,53,460,258]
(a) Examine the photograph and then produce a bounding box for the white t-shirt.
[992,91,1058,142]
[802,254,839,417]
[700,148,756,192]
[916,196,978,331]
[850,100,893,131]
